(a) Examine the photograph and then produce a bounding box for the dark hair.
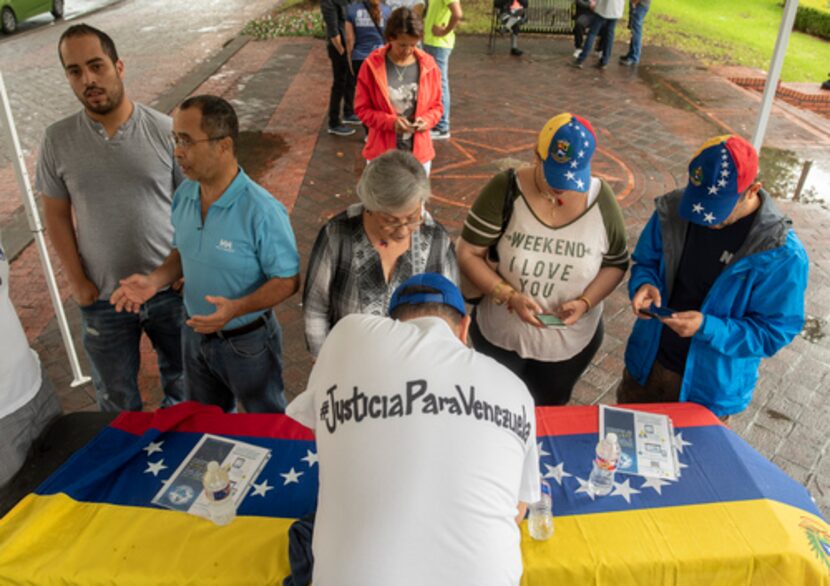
[367,0,382,27]
[178,95,239,156]
[389,285,464,327]
[59,24,119,66]
[384,7,424,40]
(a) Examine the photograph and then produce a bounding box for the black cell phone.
[536,314,567,328]
[639,306,676,320]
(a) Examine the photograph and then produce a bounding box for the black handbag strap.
[486,168,519,263]
[363,2,386,38]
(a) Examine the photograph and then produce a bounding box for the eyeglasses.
[170,133,228,149]
[373,210,425,231]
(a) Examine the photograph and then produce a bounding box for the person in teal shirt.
[423,0,462,140]
[111,96,300,414]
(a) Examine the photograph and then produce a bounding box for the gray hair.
[357,150,431,213]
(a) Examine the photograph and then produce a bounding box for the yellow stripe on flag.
[0,493,295,585]
[520,499,830,586]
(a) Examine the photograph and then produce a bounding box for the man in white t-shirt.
[0,237,62,488]
[287,273,540,586]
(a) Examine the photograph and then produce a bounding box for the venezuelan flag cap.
[680,134,759,226]
[536,113,596,193]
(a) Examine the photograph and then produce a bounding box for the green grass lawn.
[456,0,830,82]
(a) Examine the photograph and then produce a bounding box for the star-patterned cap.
[388,273,467,317]
[536,113,597,193]
[679,134,758,226]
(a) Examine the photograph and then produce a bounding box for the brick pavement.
[9,34,830,516]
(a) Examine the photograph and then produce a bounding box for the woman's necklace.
[392,62,408,83]
[534,168,564,208]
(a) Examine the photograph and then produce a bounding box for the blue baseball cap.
[536,113,597,193]
[679,134,759,226]
[388,273,467,317]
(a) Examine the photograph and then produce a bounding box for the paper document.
[599,406,679,480]
[151,434,271,518]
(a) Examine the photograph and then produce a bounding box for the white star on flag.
[143,441,164,456]
[570,161,578,169]
[674,431,693,454]
[280,467,304,485]
[537,441,551,458]
[584,141,589,147]
[250,479,274,497]
[722,153,728,160]
[721,169,729,177]
[707,185,719,195]
[301,450,318,467]
[717,178,727,188]
[577,150,585,158]
[565,171,576,181]
[144,460,168,477]
[574,477,596,501]
[721,161,729,168]
[542,462,573,485]
[640,476,672,495]
[610,478,641,503]
[580,130,586,137]
[703,212,716,223]
[576,179,585,190]
[692,202,704,214]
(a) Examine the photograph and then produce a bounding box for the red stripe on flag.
[110,402,315,440]
[536,402,723,437]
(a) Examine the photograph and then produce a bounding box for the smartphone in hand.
[537,314,567,329]
[639,306,676,320]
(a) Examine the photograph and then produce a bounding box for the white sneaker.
[430,129,451,140]
[573,49,582,59]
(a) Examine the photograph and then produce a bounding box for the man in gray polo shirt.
[36,24,184,411]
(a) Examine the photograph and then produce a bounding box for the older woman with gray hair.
[303,150,459,356]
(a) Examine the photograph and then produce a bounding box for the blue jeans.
[424,44,451,132]
[577,15,617,66]
[181,311,287,413]
[625,3,649,63]
[80,288,185,412]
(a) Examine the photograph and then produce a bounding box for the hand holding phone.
[536,314,567,329]
[638,305,676,320]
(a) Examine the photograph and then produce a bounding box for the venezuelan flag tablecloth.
[525,403,830,586]
[0,402,827,585]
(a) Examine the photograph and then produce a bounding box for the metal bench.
[488,0,575,53]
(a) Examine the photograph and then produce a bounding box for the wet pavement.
[5,31,830,516]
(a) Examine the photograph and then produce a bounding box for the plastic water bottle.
[203,461,236,525]
[527,479,554,541]
[588,433,620,497]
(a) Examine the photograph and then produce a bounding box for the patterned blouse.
[303,203,459,356]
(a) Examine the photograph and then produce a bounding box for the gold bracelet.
[578,295,593,311]
[491,281,514,305]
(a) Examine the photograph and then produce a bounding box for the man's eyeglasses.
[171,133,228,149]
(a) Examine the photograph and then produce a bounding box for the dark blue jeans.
[181,311,287,413]
[577,15,618,66]
[624,2,649,63]
[80,288,185,412]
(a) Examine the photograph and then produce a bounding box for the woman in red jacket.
[354,7,443,174]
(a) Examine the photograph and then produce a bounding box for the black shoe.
[510,47,523,56]
[619,58,636,66]
[595,61,608,70]
[328,125,356,136]
[569,60,584,69]
[618,54,631,63]
[342,114,361,125]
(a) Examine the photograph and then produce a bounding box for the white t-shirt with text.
[287,314,540,586]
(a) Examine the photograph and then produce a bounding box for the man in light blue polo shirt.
[111,95,300,413]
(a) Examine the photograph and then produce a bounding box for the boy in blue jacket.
[618,135,808,418]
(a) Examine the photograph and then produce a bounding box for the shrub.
[243,12,325,40]
[793,6,830,41]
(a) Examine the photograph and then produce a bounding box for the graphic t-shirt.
[657,210,758,374]
[346,3,391,61]
[385,56,420,151]
[463,171,629,361]
[287,314,540,586]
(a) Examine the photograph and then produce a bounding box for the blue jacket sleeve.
[696,234,808,359]
[628,211,664,299]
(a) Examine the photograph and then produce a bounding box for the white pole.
[0,71,91,388]
[752,0,800,151]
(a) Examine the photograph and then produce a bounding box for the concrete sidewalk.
[11,34,830,516]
